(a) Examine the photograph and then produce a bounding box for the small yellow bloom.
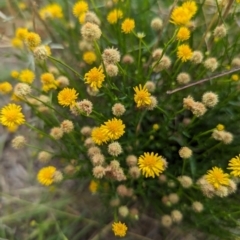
[182,1,198,18]
[177,44,193,62]
[176,27,190,41]
[231,74,239,81]
[15,28,28,41]
[18,2,26,10]
[102,118,125,141]
[112,221,127,237]
[205,166,229,189]
[138,152,165,178]
[58,88,78,107]
[216,124,224,131]
[79,13,86,24]
[11,38,23,49]
[89,180,99,194]
[25,32,41,49]
[228,155,240,177]
[73,1,88,18]
[7,124,18,132]
[170,6,192,25]
[39,3,63,20]
[133,84,151,108]
[121,18,135,34]
[41,72,58,92]
[37,166,57,186]
[0,103,25,127]
[91,126,109,145]
[19,69,35,84]
[107,9,123,24]
[83,51,97,64]
[11,70,19,79]
[84,67,105,90]
[153,124,160,131]
[0,82,12,94]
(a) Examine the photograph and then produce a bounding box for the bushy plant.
[2,0,240,238]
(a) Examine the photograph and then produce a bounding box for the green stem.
[48,56,83,80]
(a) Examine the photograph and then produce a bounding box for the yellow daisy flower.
[91,126,109,145]
[102,118,125,141]
[112,221,127,237]
[228,155,240,177]
[133,84,151,108]
[73,1,88,18]
[37,166,57,186]
[107,9,123,24]
[177,44,193,62]
[84,67,105,91]
[206,166,229,189]
[58,88,78,107]
[138,152,165,178]
[121,18,135,34]
[0,103,25,127]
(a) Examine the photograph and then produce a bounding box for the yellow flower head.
[112,221,127,237]
[39,3,63,19]
[177,44,193,62]
[102,118,125,140]
[25,32,41,49]
[7,124,18,133]
[18,2,26,10]
[107,9,123,24]
[89,180,99,194]
[133,84,151,108]
[182,1,198,18]
[138,152,165,178]
[0,82,12,94]
[11,70,19,79]
[231,74,239,81]
[58,88,78,107]
[37,166,57,186]
[121,18,135,34]
[0,103,25,127]
[228,155,240,177]
[11,38,23,49]
[73,1,88,18]
[19,69,35,84]
[84,67,105,91]
[176,27,190,41]
[41,72,58,92]
[15,28,28,41]
[205,166,229,189]
[79,13,86,24]
[83,51,97,64]
[91,126,109,145]
[170,6,192,25]
[216,124,224,131]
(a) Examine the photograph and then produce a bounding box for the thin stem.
[48,56,83,80]
[166,67,240,94]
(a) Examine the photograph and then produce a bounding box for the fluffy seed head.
[56,76,69,88]
[171,210,183,223]
[129,166,141,179]
[204,57,218,72]
[88,146,101,157]
[112,103,126,117]
[80,126,92,136]
[118,206,129,217]
[50,127,63,140]
[81,22,102,41]
[38,151,52,163]
[152,48,163,60]
[191,50,203,64]
[179,147,192,159]
[126,155,138,167]
[178,175,193,188]
[53,170,63,183]
[176,72,191,85]
[108,141,123,156]
[60,120,74,133]
[151,17,163,31]
[168,193,179,204]
[102,47,120,65]
[202,92,219,108]
[33,45,49,61]
[11,135,26,149]
[231,57,240,68]
[144,81,156,93]
[84,11,101,25]
[93,165,105,179]
[192,201,204,213]
[91,153,105,166]
[213,24,227,38]
[146,96,158,110]
[161,215,172,228]
[122,54,134,64]
[106,64,119,77]
[14,83,31,98]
